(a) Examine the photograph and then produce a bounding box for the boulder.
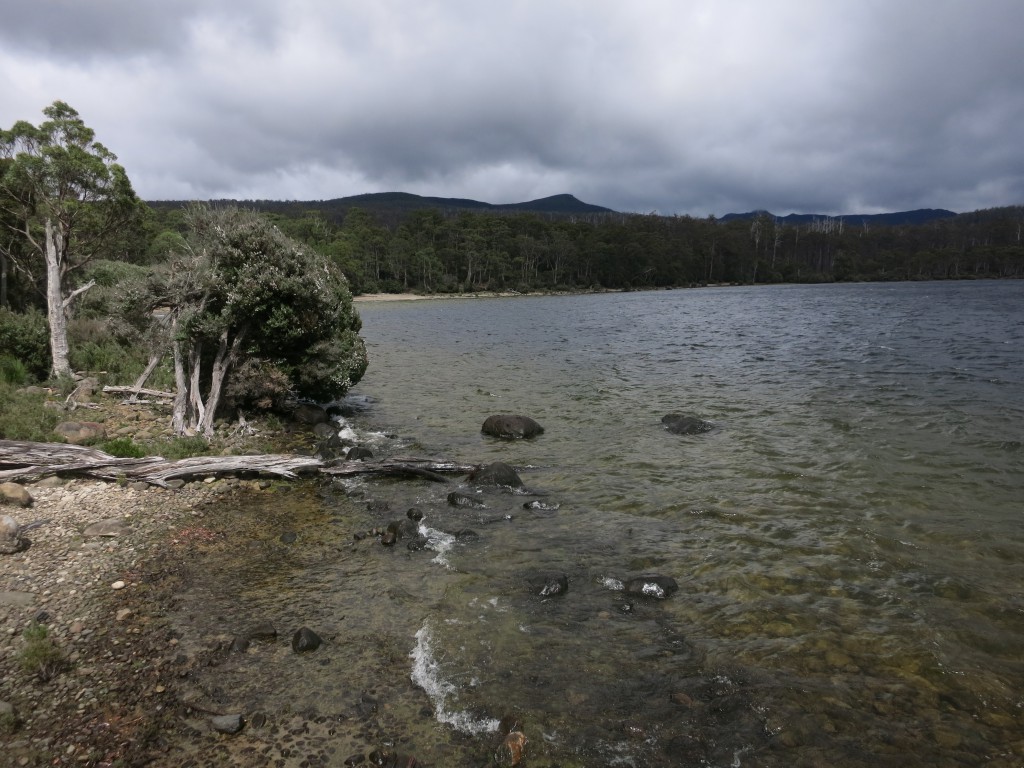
[624,575,679,599]
[312,422,337,440]
[661,414,713,435]
[210,714,245,735]
[291,627,322,653]
[535,573,569,597]
[346,446,374,461]
[0,482,33,508]
[54,421,106,445]
[448,491,487,509]
[82,518,129,537]
[290,403,329,425]
[482,415,544,439]
[469,462,523,489]
[0,515,24,555]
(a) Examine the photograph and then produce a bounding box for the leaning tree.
[0,101,141,378]
[123,205,368,437]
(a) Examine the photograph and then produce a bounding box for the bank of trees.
[146,201,1024,296]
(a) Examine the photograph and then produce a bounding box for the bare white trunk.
[187,342,205,434]
[171,337,188,435]
[199,327,247,438]
[44,219,72,378]
[129,353,163,403]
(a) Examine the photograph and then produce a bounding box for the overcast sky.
[2,1,1023,216]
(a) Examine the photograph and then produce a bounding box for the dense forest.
[143,197,1024,296]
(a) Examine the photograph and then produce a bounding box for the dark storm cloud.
[2,0,1023,215]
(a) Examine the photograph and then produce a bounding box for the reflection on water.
[166,282,1023,767]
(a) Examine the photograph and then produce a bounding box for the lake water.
[171,281,1024,767]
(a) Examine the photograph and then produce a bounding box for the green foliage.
[99,437,147,458]
[0,308,50,381]
[19,623,68,682]
[154,435,212,460]
[0,382,60,441]
[0,355,28,385]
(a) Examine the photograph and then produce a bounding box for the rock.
[312,422,337,440]
[346,446,374,461]
[291,403,328,425]
[0,483,33,508]
[624,575,679,599]
[279,531,298,544]
[536,574,569,597]
[291,627,322,653]
[54,421,107,445]
[454,529,479,540]
[83,518,129,537]
[661,414,713,435]
[165,479,186,489]
[110,580,126,590]
[0,591,35,607]
[245,622,278,642]
[482,415,544,439]
[32,476,64,488]
[406,507,424,521]
[494,730,527,766]
[447,491,487,508]
[115,609,132,621]
[522,500,560,511]
[468,462,523,489]
[210,714,245,735]
[230,635,250,653]
[249,712,267,729]
[0,515,26,554]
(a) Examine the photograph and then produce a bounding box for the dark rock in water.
[368,750,422,767]
[407,536,429,551]
[624,575,679,599]
[367,500,391,513]
[380,529,397,546]
[387,519,418,539]
[537,573,569,597]
[406,507,424,521]
[454,529,479,540]
[347,445,374,461]
[210,714,244,734]
[448,491,487,508]
[246,622,278,642]
[482,414,544,439]
[523,500,560,511]
[494,730,527,766]
[249,712,267,729]
[469,462,523,488]
[279,531,297,544]
[291,627,322,653]
[661,414,713,435]
[230,635,250,653]
[312,422,337,440]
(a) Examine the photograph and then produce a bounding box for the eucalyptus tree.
[0,101,141,377]
[126,205,367,437]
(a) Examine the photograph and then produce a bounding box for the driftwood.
[102,385,176,400]
[0,440,475,489]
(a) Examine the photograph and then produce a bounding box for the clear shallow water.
[170,282,1024,767]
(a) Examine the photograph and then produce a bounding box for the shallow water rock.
[346,446,374,461]
[523,500,560,511]
[245,622,278,642]
[469,462,523,489]
[662,413,713,435]
[291,627,322,653]
[482,414,544,439]
[536,573,569,597]
[448,491,486,508]
[312,422,337,440]
[291,403,329,425]
[494,730,527,766]
[210,713,245,734]
[0,482,33,508]
[624,575,679,599]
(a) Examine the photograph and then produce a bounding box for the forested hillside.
[147,200,1024,295]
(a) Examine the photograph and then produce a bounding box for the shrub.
[99,437,147,458]
[0,355,28,385]
[0,383,60,441]
[154,436,212,460]
[19,623,68,682]
[0,308,50,381]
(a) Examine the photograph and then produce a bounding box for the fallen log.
[102,385,176,399]
[0,440,475,487]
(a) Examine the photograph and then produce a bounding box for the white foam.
[601,576,624,591]
[418,522,456,568]
[410,622,500,736]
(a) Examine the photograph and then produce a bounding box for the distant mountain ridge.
[719,208,958,227]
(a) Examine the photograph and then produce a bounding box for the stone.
[291,627,322,653]
[245,622,278,642]
[0,515,25,554]
[447,491,487,508]
[494,730,527,766]
[0,591,35,607]
[32,476,64,488]
[537,574,569,597]
[661,414,713,435]
[279,531,297,544]
[83,518,129,537]
[110,580,126,590]
[482,414,544,439]
[523,500,560,511]
[0,483,33,508]
[210,714,245,735]
[165,479,186,490]
[624,575,679,599]
[291,403,328,425]
[54,421,107,445]
[115,609,132,621]
[468,462,523,489]
[312,422,337,440]
[346,445,374,461]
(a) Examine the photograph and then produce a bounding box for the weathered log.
[102,385,176,399]
[0,440,474,488]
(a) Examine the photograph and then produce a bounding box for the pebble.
[111,580,126,590]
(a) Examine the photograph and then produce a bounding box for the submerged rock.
[661,414,713,435]
[291,627,323,653]
[523,500,560,511]
[536,573,569,597]
[482,414,544,439]
[210,714,245,734]
[448,491,487,509]
[624,575,679,599]
[468,462,523,489]
[346,445,374,461]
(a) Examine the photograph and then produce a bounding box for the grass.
[0,383,61,441]
[19,623,68,682]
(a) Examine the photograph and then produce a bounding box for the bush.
[0,383,60,441]
[99,437,147,458]
[154,436,212,460]
[0,308,50,381]
[0,355,28,385]
[19,623,68,682]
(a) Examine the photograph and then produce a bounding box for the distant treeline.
[145,201,1024,296]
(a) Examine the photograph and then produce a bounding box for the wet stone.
[624,575,679,599]
[292,627,323,653]
[210,714,245,735]
[447,492,486,509]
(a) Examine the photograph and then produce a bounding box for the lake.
[172,281,1024,767]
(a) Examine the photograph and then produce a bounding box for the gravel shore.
[0,475,236,766]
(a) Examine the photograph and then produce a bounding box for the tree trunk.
[198,327,247,438]
[171,323,189,435]
[44,218,72,378]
